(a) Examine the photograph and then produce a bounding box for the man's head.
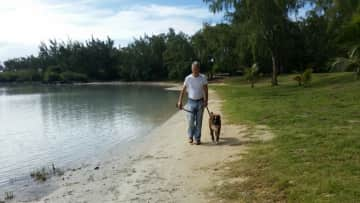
[191,61,200,76]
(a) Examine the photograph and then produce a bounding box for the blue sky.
[0,0,223,62]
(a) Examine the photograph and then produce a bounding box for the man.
[177,61,208,145]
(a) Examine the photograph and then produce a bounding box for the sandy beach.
[17,89,271,203]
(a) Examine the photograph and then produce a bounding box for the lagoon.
[0,84,178,192]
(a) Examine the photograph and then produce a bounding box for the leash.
[176,104,195,114]
[205,106,211,116]
[176,104,212,116]
[182,108,195,114]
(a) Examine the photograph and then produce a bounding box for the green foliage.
[192,23,239,78]
[0,72,18,82]
[302,68,313,87]
[0,70,41,82]
[332,46,360,80]
[60,71,88,83]
[43,70,61,83]
[163,29,195,80]
[244,63,260,88]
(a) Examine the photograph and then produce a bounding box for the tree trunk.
[271,54,279,86]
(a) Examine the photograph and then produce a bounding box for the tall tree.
[192,23,239,79]
[203,0,305,85]
[163,29,195,80]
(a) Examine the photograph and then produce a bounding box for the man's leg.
[194,101,204,142]
[186,100,196,141]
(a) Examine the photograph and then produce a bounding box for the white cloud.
[0,0,221,62]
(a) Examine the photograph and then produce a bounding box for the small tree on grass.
[332,46,360,80]
[245,63,260,88]
[293,68,313,87]
[302,68,313,87]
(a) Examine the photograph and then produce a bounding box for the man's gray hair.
[192,61,200,68]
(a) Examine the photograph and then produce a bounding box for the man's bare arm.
[177,85,186,109]
[203,84,208,107]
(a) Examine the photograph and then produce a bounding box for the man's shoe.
[195,141,201,145]
[188,138,193,144]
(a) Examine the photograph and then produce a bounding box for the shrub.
[43,71,61,83]
[0,70,43,83]
[293,69,313,87]
[244,63,260,88]
[60,71,88,83]
[0,72,18,82]
[16,71,34,82]
[302,68,313,87]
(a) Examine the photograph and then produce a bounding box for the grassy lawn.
[211,73,360,202]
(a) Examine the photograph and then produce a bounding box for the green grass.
[211,72,360,202]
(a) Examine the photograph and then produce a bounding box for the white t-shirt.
[183,74,208,100]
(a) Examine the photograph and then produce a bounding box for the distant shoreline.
[75,81,181,87]
[0,80,181,86]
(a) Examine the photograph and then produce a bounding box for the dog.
[209,112,221,144]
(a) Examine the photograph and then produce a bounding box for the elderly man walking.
[177,61,208,145]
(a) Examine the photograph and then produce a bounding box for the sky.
[0,0,223,62]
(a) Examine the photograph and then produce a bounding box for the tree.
[163,29,195,80]
[192,23,239,79]
[204,0,306,85]
[0,63,4,72]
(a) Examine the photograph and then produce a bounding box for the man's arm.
[203,84,208,107]
[177,85,186,109]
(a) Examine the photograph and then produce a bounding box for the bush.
[60,71,88,83]
[16,71,35,82]
[302,68,313,87]
[0,72,18,82]
[43,71,61,83]
[293,69,313,87]
[0,70,42,83]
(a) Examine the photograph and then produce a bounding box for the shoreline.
[0,81,181,87]
[6,89,256,203]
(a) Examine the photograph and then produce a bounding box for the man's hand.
[177,101,183,110]
[203,84,208,108]
[203,99,208,108]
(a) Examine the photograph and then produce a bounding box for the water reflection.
[0,84,178,189]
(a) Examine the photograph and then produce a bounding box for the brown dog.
[209,112,221,144]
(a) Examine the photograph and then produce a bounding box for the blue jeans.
[186,99,204,141]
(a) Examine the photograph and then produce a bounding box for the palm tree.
[332,46,360,80]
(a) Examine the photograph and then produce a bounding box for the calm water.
[0,84,178,189]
